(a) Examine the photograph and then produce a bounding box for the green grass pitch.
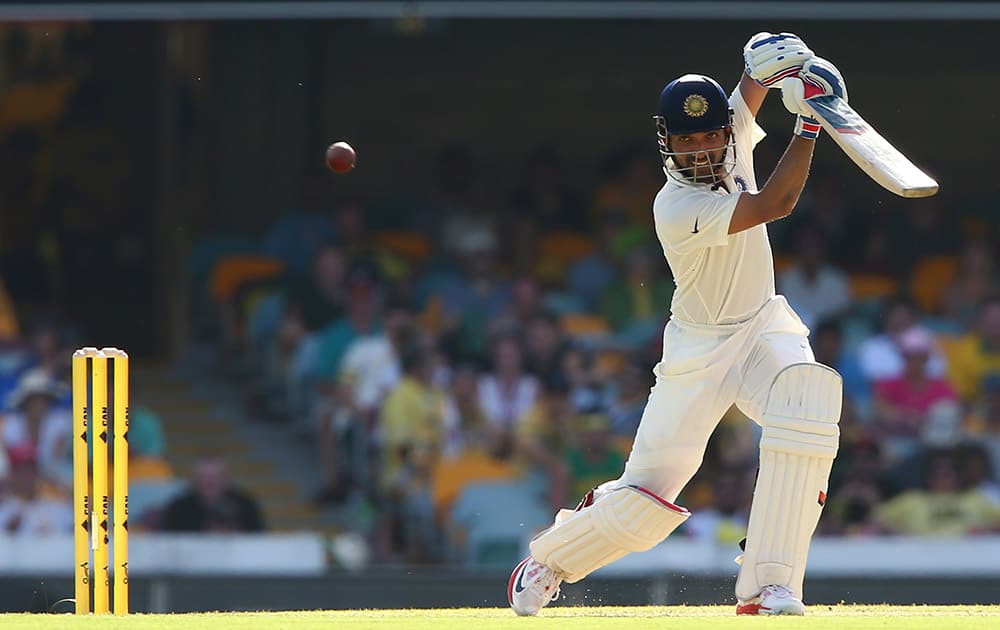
[1,606,999,628]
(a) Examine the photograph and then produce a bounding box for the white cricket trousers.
[607,295,814,503]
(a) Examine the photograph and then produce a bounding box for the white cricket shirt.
[652,87,774,326]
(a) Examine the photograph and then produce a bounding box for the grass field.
[2,606,1000,629]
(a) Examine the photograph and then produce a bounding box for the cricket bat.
[804,95,939,198]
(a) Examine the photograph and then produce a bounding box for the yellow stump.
[71,350,91,615]
[71,346,129,615]
[90,352,110,615]
[106,348,130,615]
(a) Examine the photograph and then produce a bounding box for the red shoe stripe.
[736,602,771,615]
[507,557,530,606]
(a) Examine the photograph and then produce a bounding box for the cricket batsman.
[508,32,846,616]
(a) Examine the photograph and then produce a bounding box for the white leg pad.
[529,485,690,583]
[735,362,842,601]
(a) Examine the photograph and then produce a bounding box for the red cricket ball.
[326,141,356,174]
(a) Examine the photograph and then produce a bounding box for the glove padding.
[744,32,814,87]
[781,56,848,117]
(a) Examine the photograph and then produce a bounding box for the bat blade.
[804,95,938,198]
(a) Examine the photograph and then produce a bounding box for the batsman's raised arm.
[728,56,847,235]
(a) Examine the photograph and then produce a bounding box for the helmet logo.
[683,94,709,117]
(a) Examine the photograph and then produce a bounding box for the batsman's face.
[669,129,729,183]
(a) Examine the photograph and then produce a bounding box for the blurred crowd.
[194,141,1000,565]
[0,318,265,536]
[1,22,998,568]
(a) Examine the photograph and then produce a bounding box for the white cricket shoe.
[736,584,806,616]
[507,556,562,616]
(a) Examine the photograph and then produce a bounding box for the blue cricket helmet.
[655,74,732,135]
[653,74,736,185]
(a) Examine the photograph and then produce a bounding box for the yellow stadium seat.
[431,451,515,523]
[911,255,958,313]
[210,256,285,303]
[0,277,18,341]
[594,350,626,378]
[849,273,898,301]
[128,456,176,481]
[559,314,611,337]
[372,231,433,260]
[540,232,596,263]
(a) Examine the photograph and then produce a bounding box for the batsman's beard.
[673,151,730,185]
[663,139,737,188]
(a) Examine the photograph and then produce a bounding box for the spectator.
[946,295,1000,403]
[311,264,385,385]
[565,411,626,500]
[956,442,1000,506]
[377,342,451,562]
[781,173,854,268]
[240,233,331,425]
[523,312,570,383]
[23,320,64,381]
[313,302,413,504]
[591,144,662,227]
[427,144,493,258]
[823,438,884,536]
[872,327,958,459]
[966,373,1000,475]
[560,346,608,413]
[597,247,673,346]
[508,145,580,232]
[567,213,627,310]
[940,240,997,330]
[812,318,871,417]
[434,226,511,361]
[444,362,500,458]
[875,449,1000,536]
[0,452,72,535]
[284,242,348,333]
[515,372,574,510]
[607,357,653,438]
[430,364,515,526]
[477,334,538,450]
[857,296,947,382]
[778,223,851,330]
[880,399,965,497]
[888,198,963,275]
[682,465,753,546]
[491,276,546,337]
[161,458,264,532]
[1,368,71,487]
[260,173,336,276]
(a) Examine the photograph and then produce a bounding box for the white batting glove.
[800,56,848,102]
[780,56,847,139]
[743,32,814,88]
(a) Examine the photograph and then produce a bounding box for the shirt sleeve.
[654,185,740,254]
[729,86,766,149]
